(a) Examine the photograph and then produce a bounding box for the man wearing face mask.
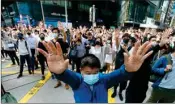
[125,29,171,103]
[147,39,175,103]
[27,31,38,74]
[37,33,48,80]
[37,40,153,103]
[17,33,32,78]
[149,36,157,47]
[85,32,95,55]
[51,28,70,89]
[111,33,131,100]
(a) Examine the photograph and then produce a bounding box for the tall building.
[117,0,175,29]
[2,0,120,27]
[164,0,175,27]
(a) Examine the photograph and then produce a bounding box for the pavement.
[1,57,154,103]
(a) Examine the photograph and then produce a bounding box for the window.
[44,0,52,5]
[68,1,72,8]
[147,5,156,18]
[78,3,90,12]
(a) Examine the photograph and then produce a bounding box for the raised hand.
[165,65,172,72]
[58,21,64,31]
[114,29,120,48]
[159,28,172,47]
[37,41,69,74]
[124,41,153,72]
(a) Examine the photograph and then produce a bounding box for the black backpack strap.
[16,40,19,48]
[24,40,29,53]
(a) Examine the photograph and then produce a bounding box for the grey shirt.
[159,54,175,89]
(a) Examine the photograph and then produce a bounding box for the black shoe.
[17,74,22,78]
[12,63,16,65]
[111,92,117,98]
[29,71,32,75]
[42,76,45,80]
[51,74,55,79]
[119,93,123,101]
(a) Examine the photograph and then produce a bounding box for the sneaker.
[54,81,61,88]
[65,84,69,90]
[51,74,55,79]
[119,93,123,101]
[17,74,23,78]
[111,92,117,98]
[42,76,45,80]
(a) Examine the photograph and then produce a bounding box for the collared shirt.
[159,54,175,89]
[27,35,38,49]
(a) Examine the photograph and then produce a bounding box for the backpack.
[150,54,172,82]
[1,84,18,104]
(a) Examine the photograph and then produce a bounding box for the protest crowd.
[1,21,175,103]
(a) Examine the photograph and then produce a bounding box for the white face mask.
[52,33,57,39]
[151,41,157,46]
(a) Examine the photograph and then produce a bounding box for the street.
[1,56,154,103]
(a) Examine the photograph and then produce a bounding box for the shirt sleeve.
[103,65,133,89]
[152,56,166,75]
[54,69,82,90]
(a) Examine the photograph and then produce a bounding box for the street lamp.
[40,0,45,25]
[65,0,68,28]
[133,4,137,28]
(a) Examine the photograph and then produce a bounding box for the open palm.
[124,41,153,72]
[37,41,69,74]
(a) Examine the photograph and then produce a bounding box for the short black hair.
[80,54,101,69]
[34,30,39,34]
[43,29,47,33]
[52,28,60,33]
[149,36,156,41]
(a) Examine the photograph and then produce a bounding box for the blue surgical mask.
[83,73,99,85]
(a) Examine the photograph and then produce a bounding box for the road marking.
[5,64,14,68]
[107,67,116,103]
[19,72,51,103]
[1,71,45,75]
[108,88,115,103]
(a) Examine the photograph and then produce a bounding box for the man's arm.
[152,57,166,75]
[103,65,133,89]
[54,69,82,90]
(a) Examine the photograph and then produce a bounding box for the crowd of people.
[1,21,175,103]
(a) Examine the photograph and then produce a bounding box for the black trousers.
[125,88,147,103]
[1,50,8,58]
[6,50,19,65]
[19,54,31,75]
[37,55,47,75]
[113,81,127,94]
[74,57,82,73]
[31,49,38,69]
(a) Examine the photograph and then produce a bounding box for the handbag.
[1,84,18,104]
[105,54,113,64]
[7,43,15,48]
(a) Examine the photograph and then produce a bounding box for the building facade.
[2,0,120,28]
